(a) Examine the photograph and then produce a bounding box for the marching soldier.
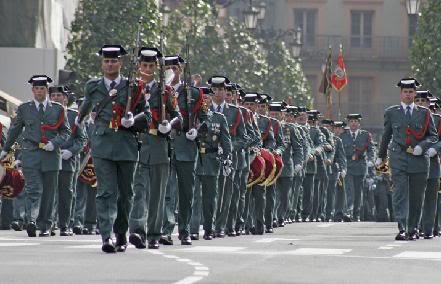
[340,114,374,221]
[161,55,208,245]
[376,78,437,240]
[49,86,87,236]
[210,77,247,238]
[76,45,151,252]
[415,90,440,239]
[1,75,70,237]
[196,80,232,240]
[128,47,181,249]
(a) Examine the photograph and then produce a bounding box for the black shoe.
[215,230,225,238]
[265,227,274,234]
[190,233,199,241]
[272,220,278,228]
[408,230,418,241]
[235,230,242,236]
[159,235,173,245]
[227,230,236,237]
[129,233,146,249]
[102,238,116,253]
[148,240,159,249]
[181,236,192,245]
[395,231,408,241]
[203,231,213,240]
[342,215,352,222]
[82,228,90,235]
[72,226,82,235]
[434,230,440,237]
[424,234,434,239]
[26,222,37,237]
[10,221,22,231]
[249,227,256,235]
[39,230,50,237]
[60,228,72,236]
[278,220,285,227]
[50,229,56,236]
[115,233,128,252]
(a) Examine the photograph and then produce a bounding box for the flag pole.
[338,90,341,120]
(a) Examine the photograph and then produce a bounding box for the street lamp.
[243,1,259,29]
[160,4,171,27]
[406,0,420,15]
[291,27,303,57]
[257,1,266,21]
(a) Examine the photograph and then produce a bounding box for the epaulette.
[67,108,78,113]
[385,105,401,112]
[227,103,239,110]
[50,101,63,107]
[84,78,101,94]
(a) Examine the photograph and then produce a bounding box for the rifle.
[184,35,193,129]
[126,17,143,118]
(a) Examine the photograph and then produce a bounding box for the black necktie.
[406,106,411,121]
[352,132,356,141]
[110,80,116,90]
[216,105,221,112]
[38,103,44,118]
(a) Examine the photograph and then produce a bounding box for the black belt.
[199,147,218,154]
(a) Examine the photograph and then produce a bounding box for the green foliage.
[410,0,441,93]
[65,0,311,104]
[65,0,160,92]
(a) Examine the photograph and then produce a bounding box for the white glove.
[74,116,83,127]
[427,147,438,158]
[42,142,54,152]
[186,128,198,141]
[413,145,423,156]
[367,161,374,168]
[341,170,347,179]
[61,149,73,160]
[294,164,303,174]
[0,150,7,160]
[158,120,171,134]
[366,178,374,187]
[315,148,322,155]
[14,160,22,169]
[121,112,134,128]
[223,159,233,177]
[375,158,383,167]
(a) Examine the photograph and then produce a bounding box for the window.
[350,10,374,48]
[348,77,374,114]
[294,9,317,47]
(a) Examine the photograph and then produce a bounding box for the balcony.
[301,35,410,61]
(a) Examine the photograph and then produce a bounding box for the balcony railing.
[301,35,410,61]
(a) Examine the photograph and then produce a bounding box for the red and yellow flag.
[331,44,348,92]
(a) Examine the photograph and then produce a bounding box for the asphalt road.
[0,222,440,284]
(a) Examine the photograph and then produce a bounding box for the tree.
[65,0,160,92]
[410,0,441,93]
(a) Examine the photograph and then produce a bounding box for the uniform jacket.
[341,128,374,176]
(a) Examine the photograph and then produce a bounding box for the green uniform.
[79,77,149,241]
[129,80,181,242]
[195,110,232,235]
[56,108,87,230]
[378,104,437,234]
[162,84,208,239]
[327,135,347,221]
[4,99,70,232]
[341,128,374,220]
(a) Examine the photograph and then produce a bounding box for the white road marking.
[317,224,335,228]
[378,246,394,250]
[163,255,180,259]
[194,266,209,271]
[176,258,191,262]
[285,248,352,255]
[188,262,203,266]
[65,244,102,249]
[177,246,246,253]
[255,238,299,243]
[393,251,441,260]
[193,271,210,276]
[0,242,40,247]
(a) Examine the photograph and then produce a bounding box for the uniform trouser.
[215,172,233,232]
[301,174,314,220]
[129,163,150,234]
[435,193,441,233]
[374,180,390,222]
[69,174,78,228]
[57,170,75,229]
[227,169,243,232]
[345,174,365,219]
[325,175,338,220]
[94,158,136,241]
[163,163,177,237]
[0,198,13,228]
[199,175,219,232]
[190,177,202,234]
[175,161,196,237]
[362,183,376,221]
[276,177,293,221]
[265,184,276,228]
[22,168,58,231]
[391,170,427,232]
[13,191,26,224]
[289,175,303,219]
[243,189,252,230]
[311,169,326,220]
[234,170,249,231]
[334,180,346,220]
[421,178,439,235]
[251,185,266,233]
[73,180,97,229]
